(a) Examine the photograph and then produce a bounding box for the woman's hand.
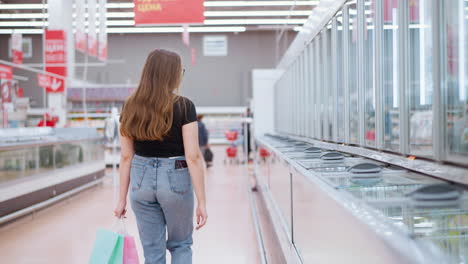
[195,204,208,230]
[114,200,127,218]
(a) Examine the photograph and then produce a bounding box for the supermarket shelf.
[27,108,48,116]
[197,106,247,115]
[67,113,112,118]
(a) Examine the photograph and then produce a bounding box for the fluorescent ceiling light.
[106,3,134,8]
[106,12,134,18]
[188,26,246,32]
[205,1,319,7]
[0,13,48,19]
[205,10,312,17]
[0,21,46,27]
[107,26,246,33]
[0,29,43,34]
[0,4,47,9]
[106,20,135,26]
[293,26,311,33]
[204,19,307,25]
[107,27,183,33]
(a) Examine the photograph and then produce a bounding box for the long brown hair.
[120,49,183,141]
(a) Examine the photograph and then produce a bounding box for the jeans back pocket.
[130,163,146,191]
[167,168,192,194]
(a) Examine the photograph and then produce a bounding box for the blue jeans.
[130,155,194,264]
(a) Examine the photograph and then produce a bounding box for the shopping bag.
[123,235,140,264]
[109,235,124,264]
[89,228,124,264]
[203,148,214,162]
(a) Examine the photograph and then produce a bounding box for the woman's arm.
[113,135,134,218]
[182,121,208,230]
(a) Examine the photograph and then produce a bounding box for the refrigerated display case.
[0,127,105,223]
[255,134,467,264]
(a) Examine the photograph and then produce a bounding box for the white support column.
[47,0,75,127]
[252,69,283,137]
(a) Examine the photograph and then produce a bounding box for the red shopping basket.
[259,148,270,158]
[225,131,238,141]
[226,146,238,158]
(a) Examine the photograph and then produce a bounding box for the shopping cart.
[258,147,271,163]
[224,130,240,164]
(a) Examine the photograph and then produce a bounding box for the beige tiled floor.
[0,147,260,264]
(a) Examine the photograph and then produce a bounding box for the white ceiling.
[0,0,319,33]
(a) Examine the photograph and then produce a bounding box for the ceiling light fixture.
[204,1,319,7]
[204,19,307,25]
[204,10,312,17]
[107,26,246,33]
[0,29,43,34]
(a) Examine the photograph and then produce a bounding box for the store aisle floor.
[0,147,260,264]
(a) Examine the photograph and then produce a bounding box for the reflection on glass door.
[365,0,376,147]
[383,0,400,151]
[445,0,468,163]
[408,0,433,157]
[336,12,345,142]
[326,25,333,140]
[348,3,359,144]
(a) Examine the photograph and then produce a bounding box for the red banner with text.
[134,0,205,25]
[45,30,66,93]
[0,64,13,80]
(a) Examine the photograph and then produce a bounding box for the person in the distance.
[114,49,208,264]
[197,114,213,167]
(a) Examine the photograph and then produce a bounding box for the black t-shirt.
[131,96,197,158]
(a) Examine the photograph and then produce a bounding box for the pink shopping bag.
[123,235,139,264]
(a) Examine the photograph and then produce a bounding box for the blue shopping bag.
[89,228,124,264]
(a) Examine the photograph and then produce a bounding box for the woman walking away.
[114,49,208,264]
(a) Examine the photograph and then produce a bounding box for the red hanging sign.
[98,43,108,61]
[45,30,66,93]
[383,0,419,22]
[133,0,205,25]
[87,0,98,57]
[191,47,196,66]
[36,73,64,93]
[98,0,108,61]
[0,64,13,80]
[182,25,190,46]
[12,33,23,65]
[75,0,87,52]
[37,73,51,87]
[1,80,12,103]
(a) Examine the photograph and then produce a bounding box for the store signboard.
[12,33,23,65]
[87,0,98,57]
[0,64,13,80]
[75,0,87,52]
[203,35,228,56]
[45,30,66,93]
[98,0,108,61]
[133,0,204,25]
